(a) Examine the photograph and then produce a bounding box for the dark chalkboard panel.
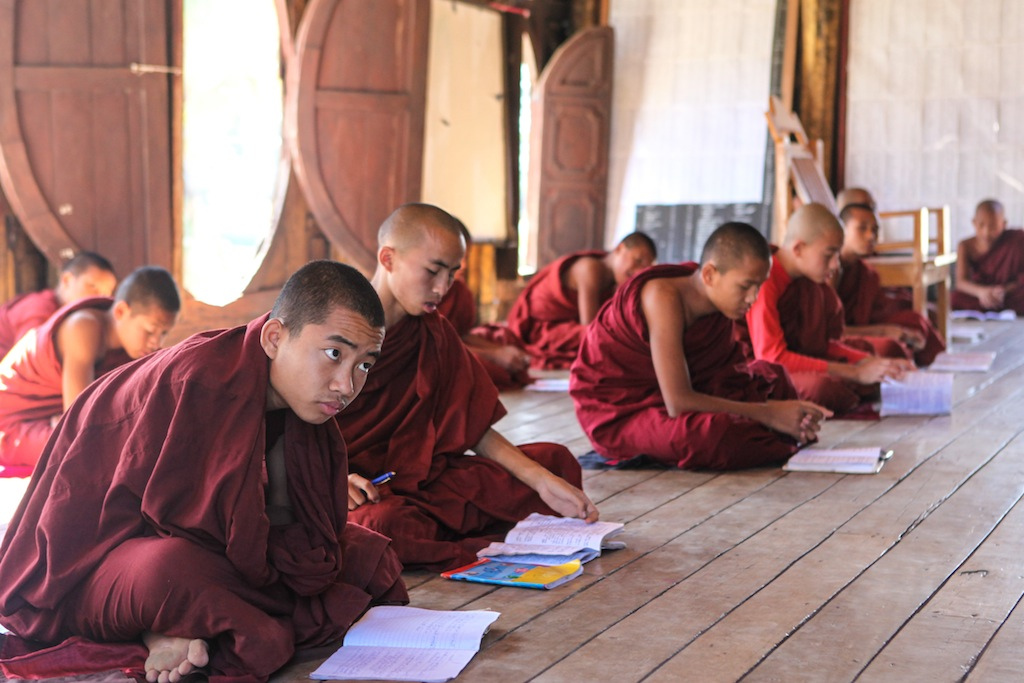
[635,202,770,264]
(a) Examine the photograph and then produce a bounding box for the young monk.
[0,261,407,683]
[0,266,180,469]
[570,222,830,470]
[744,203,910,414]
[834,203,945,365]
[338,203,598,571]
[437,219,532,389]
[0,251,117,359]
[506,232,657,368]
[952,199,1024,315]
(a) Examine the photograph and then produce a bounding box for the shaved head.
[837,187,876,212]
[378,203,466,251]
[784,203,844,247]
[701,222,771,272]
[975,198,1004,217]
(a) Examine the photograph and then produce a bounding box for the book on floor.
[476,513,626,566]
[928,351,995,373]
[879,370,953,416]
[950,309,1016,321]
[949,322,987,344]
[309,606,500,682]
[442,557,583,589]
[784,447,893,474]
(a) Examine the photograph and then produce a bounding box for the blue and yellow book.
[441,558,583,590]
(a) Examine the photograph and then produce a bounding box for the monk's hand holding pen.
[346,473,381,511]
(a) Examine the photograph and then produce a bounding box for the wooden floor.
[265,319,1024,682]
[4,321,1024,682]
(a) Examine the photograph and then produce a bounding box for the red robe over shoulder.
[0,297,131,468]
[951,228,1024,314]
[438,279,530,389]
[0,289,58,360]
[570,264,799,470]
[835,258,945,366]
[336,312,582,571]
[506,250,613,369]
[744,250,873,414]
[0,315,407,682]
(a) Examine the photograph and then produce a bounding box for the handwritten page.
[928,351,995,373]
[784,447,891,474]
[310,606,500,682]
[880,371,953,416]
[476,514,625,565]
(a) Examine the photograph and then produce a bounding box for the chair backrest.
[875,206,952,260]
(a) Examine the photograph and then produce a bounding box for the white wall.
[845,0,1024,242]
[421,0,508,241]
[606,0,777,243]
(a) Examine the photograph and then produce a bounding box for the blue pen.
[371,471,396,486]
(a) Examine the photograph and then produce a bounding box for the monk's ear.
[111,300,132,321]
[700,262,718,286]
[260,318,286,359]
[379,245,396,273]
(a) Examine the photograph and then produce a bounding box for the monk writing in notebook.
[0,266,180,469]
[744,203,910,414]
[571,222,829,469]
[339,203,598,571]
[506,232,657,369]
[834,203,945,366]
[0,261,407,683]
[0,251,117,359]
[952,199,1024,315]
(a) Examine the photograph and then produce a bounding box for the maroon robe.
[0,297,131,468]
[951,228,1024,314]
[438,279,530,390]
[835,258,945,366]
[744,251,873,415]
[570,264,799,470]
[0,315,407,682]
[506,250,613,369]
[0,289,58,360]
[336,312,583,571]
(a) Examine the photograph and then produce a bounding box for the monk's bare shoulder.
[57,309,107,359]
[640,277,688,330]
[565,254,609,292]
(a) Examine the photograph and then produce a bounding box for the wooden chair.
[765,95,956,347]
[866,206,956,346]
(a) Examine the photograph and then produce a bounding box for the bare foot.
[142,632,209,683]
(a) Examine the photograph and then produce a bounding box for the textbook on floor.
[476,513,625,566]
[310,606,499,682]
[442,558,583,589]
[784,447,893,474]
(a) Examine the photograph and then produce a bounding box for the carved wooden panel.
[287,0,429,273]
[0,0,173,276]
[528,26,613,269]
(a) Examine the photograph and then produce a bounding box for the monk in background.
[834,203,945,365]
[506,232,657,369]
[952,199,1024,315]
[744,203,910,414]
[339,203,598,571]
[0,261,407,683]
[0,251,116,359]
[0,266,180,469]
[571,222,829,470]
[437,219,532,389]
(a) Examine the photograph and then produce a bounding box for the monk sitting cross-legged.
[0,266,181,470]
[571,222,829,470]
[743,203,912,415]
[0,261,407,683]
[505,232,657,369]
[952,198,1024,315]
[834,202,945,366]
[0,251,117,359]
[338,203,598,572]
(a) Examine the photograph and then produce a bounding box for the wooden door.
[0,0,173,276]
[287,0,430,274]
[528,26,613,269]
